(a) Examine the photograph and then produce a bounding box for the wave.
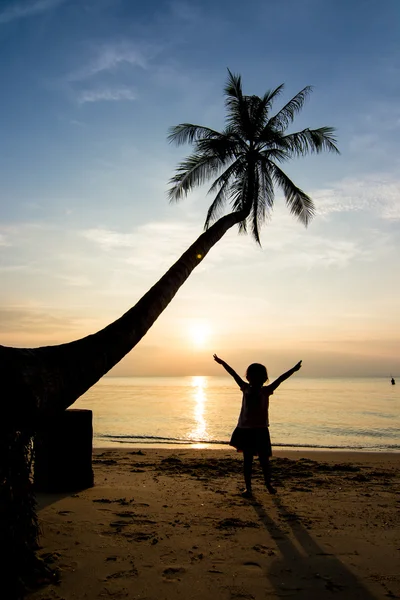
[97,434,400,451]
[98,434,228,445]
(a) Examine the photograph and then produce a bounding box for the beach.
[29,449,400,600]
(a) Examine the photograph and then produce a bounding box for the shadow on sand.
[36,490,83,511]
[250,495,378,600]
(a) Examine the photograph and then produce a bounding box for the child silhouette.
[213,354,302,497]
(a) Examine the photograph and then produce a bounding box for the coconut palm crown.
[168,70,339,244]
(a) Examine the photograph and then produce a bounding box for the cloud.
[67,41,150,83]
[57,274,92,287]
[0,306,76,334]
[63,40,155,105]
[314,175,400,221]
[0,264,31,273]
[0,305,99,347]
[200,221,366,272]
[77,86,136,104]
[0,222,49,247]
[287,236,363,269]
[0,233,10,246]
[0,0,65,24]
[81,221,198,271]
[80,213,365,281]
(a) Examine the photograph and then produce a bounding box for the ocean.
[74,376,400,452]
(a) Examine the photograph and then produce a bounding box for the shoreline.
[94,446,400,465]
[30,448,400,600]
[94,442,400,453]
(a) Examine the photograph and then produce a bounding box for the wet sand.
[29,449,400,599]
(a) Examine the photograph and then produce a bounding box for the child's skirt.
[229,426,272,456]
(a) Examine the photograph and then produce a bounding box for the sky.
[0,0,399,378]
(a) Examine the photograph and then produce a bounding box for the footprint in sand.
[242,561,263,574]
[162,567,186,582]
[113,511,136,518]
[124,531,156,542]
[252,544,276,556]
[105,567,138,580]
[242,560,264,577]
[109,520,130,528]
[116,497,134,505]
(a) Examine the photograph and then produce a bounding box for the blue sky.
[1,0,399,377]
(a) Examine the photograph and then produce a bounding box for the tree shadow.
[250,495,379,600]
[36,490,80,510]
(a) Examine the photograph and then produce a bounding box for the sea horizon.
[74,375,399,452]
[102,374,398,379]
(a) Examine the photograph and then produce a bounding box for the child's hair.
[246,363,269,384]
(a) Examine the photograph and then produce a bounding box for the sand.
[28,449,400,600]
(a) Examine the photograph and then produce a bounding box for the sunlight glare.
[188,321,212,348]
[189,376,209,445]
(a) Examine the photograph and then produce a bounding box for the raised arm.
[213,354,246,388]
[268,360,302,393]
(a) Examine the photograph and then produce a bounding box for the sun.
[188,321,212,348]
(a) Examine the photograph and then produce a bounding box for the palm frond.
[167,123,222,146]
[224,69,244,101]
[196,135,240,162]
[204,186,229,230]
[168,153,223,202]
[224,69,251,139]
[253,84,285,129]
[269,162,315,226]
[247,95,268,138]
[204,159,244,228]
[222,125,249,152]
[207,158,245,195]
[282,127,340,156]
[250,169,262,244]
[258,166,275,211]
[256,125,287,151]
[235,85,286,140]
[262,84,285,109]
[268,86,313,131]
[230,175,248,214]
[233,176,249,235]
[249,166,275,245]
[261,147,290,163]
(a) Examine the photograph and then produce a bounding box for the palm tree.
[1,70,338,596]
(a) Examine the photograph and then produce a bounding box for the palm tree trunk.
[2,209,247,425]
[0,431,41,598]
[1,208,247,596]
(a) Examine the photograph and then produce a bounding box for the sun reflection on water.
[189,376,209,446]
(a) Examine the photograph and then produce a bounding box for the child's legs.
[258,450,272,485]
[243,450,254,491]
